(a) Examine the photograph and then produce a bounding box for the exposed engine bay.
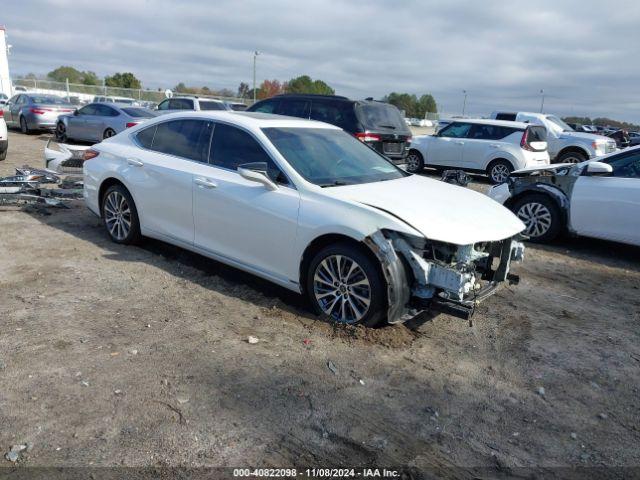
[365,230,525,323]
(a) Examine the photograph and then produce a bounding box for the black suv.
[247,94,411,163]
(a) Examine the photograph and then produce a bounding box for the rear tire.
[305,242,386,327]
[19,116,30,134]
[405,149,424,173]
[487,159,513,184]
[101,184,142,245]
[512,193,562,243]
[557,150,587,164]
[103,128,116,139]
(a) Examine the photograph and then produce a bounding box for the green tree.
[285,75,334,95]
[105,72,142,89]
[82,71,99,86]
[383,92,438,118]
[237,82,250,98]
[47,66,84,84]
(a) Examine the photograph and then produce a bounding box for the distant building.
[0,26,12,97]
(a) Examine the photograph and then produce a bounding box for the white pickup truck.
[491,111,617,163]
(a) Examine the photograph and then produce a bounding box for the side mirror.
[585,161,612,176]
[73,110,79,116]
[238,162,278,190]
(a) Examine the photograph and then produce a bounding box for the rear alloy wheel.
[405,150,424,173]
[103,128,116,139]
[101,185,142,245]
[55,122,68,142]
[20,116,30,134]
[512,194,562,243]
[487,160,513,184]
[306,243,385,327]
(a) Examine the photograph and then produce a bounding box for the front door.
[570,151,640,245]
[193,122,300,284]
[426,122,471,167]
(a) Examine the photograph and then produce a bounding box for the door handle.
[126,158,144,167]
[194,177,217,189]
[455,141,464,145]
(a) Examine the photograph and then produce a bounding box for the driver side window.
[439,122,472,138]
[606,152,640,179]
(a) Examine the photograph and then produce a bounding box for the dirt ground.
[1,130,639,478]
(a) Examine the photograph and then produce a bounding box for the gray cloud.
[4,0,640,122]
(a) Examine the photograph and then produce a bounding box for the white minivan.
[407,119,549,183]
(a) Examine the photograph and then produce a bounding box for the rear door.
[570,150,640,245]
[86,104,118,141]
[426,122,471,167]
[192,122,300,283]
[276,98,310,119]
[128,119,213,244]
[463,124,518,169]
[67,104,96,140]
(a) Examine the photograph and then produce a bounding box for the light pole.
[462,90,468,117]
[252,50,260,103]
[539,89,545,113]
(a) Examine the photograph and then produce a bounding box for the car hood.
[559,131,610,142]
[322,175,525,245]
[512,163,575,175]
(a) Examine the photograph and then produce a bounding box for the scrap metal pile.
[0,166,83,208]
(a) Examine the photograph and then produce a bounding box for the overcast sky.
[4,0,640,122]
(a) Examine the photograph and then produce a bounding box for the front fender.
[507,182,570,221]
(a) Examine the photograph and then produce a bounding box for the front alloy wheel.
[313,255,371,324]
[512,194,561,243]
[55,122,67,142]
[306,243,385,327]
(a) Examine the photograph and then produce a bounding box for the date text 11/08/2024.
[233,468,401,478]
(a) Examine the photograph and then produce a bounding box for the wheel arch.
[98,177,129,216]
[486,156,516,171]
[298,233,385,295]
[505,183,570,226]
[555,145,589,163]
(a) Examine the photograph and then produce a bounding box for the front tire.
[512,194,562,243]
[306,243,386,327]
[487,159,513,184]
[405,149,424,173]
[557,150,587,164]
[55,122,68,142]
[101,184,142,245]
[0,148,6,161]
[19,116,30,134]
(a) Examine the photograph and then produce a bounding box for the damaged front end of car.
[365,230,524,324]
[44,139,90,174]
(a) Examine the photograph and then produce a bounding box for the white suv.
[0,112,8,161]
[156,96,230,113]
[490,112,617,163]
[407,119,549,183]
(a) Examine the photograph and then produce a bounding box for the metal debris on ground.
[440,169,471,187]
[0,165,83,208]
[327,360,338,375]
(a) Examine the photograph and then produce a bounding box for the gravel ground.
[1,130,639,478]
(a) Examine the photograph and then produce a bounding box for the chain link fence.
[12,78,251,107]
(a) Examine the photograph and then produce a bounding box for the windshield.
[355,103,410,132]
[262,127,407,187]
[29,95,68,105]
[546,115,573,132]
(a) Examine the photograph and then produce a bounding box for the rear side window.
[209,123,286,183]
[468,124,520,140]
[122,108,155,118]
[355,103,408,132]
[277,99,310,118]
[94,105,119,117]
[439,122,472,138]
[198,101,226,111]
[251,99,279,113]
[310,101,358,131]
[136,126,156,149]
[168,98,194,110]
[151,120,213,162]
[495,112,517,121]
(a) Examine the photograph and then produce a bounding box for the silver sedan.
[55,103,157,143]
[3,94,75,133]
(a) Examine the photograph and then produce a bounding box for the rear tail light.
[83,149,100,161]
[355,132,381,142]
[30,108,48,115]
[0,110,3,118]
[520,128,534,151]
[125,122,139,128]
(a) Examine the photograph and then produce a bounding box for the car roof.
[169,96,225,103]
[449,118,530,129]
[143,111,341,130]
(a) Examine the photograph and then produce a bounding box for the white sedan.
[84,111,526,326]
[488,147,640,246]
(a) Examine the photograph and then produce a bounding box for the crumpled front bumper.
[365,230,525,323]
[44,139,90,174]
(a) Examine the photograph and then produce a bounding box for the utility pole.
[462,90,468,117]
[539,89,545,113]
[253,50,260,103]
